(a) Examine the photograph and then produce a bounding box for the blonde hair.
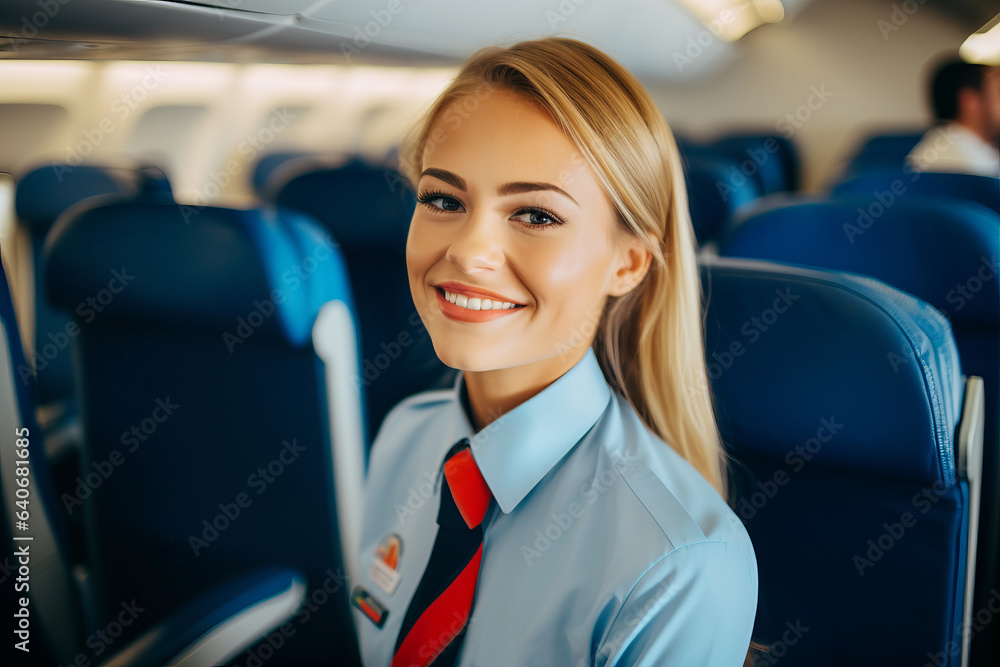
[399,37,726,496]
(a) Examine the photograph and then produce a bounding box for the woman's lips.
[434,287,527,322]
[434,281,525,305]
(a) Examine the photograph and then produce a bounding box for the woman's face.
[406,89,649,373]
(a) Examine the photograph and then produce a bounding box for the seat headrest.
[722,197,1000,327]
[832,170,1000,214]
[16,163,174,235]
[702,257,962,487]
[274,158,415,254]
[684,156,760,243]
[252,151,314,197]
[44,200,351,349]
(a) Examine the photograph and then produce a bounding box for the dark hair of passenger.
[929,57,987,121]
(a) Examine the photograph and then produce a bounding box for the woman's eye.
[511,208,562,227]
[419,194,462,212]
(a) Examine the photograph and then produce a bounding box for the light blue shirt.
[354,346,758,666]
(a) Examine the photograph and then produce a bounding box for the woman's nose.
[445,214,505,273]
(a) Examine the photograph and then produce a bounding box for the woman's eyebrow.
[420,168,579,206]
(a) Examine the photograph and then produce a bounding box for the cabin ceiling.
[0,0,993,83]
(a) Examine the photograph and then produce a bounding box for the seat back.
[832,170,1000,215]
[14,163,172,406]
[251,151,316,199]
[719,197,1000,663]
[44,200,362,664]
[702,258,977,666]
[0,261,83,666]
[684,156,761,245]
[274,158,450,447]
[712,133,800,193]
[838,130,925,179]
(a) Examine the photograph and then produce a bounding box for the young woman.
[351,37,758,666]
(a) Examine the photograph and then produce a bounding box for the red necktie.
[391,438,492,667]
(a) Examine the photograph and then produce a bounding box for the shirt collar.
[944,121,997,152]
[450,347,613,514]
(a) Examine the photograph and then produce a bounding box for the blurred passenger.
[907,57,1000,176]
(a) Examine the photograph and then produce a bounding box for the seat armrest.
[99,567,305,667]
[957,376,985,667]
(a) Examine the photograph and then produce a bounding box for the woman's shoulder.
[371,387,456,448]
[592,393,756,575]
[364,386,460,485]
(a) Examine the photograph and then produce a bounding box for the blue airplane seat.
[835,129,926,181]
[718,196,1000,664]
[848,130,925,163]
[274,158,451,448]
[44,200,364,664]
[15,163,173,408]
[250,151,317,199]
[1,253,78,666]
[679,133,798,195]
[702,257,983,666]
[1,259,309,667]
[832,169,1000,215]
[684,155,761,245]
[712,133,800,193]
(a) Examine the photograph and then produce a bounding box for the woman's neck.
[460,346,589,432]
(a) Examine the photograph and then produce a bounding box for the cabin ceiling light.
[674,0,785,42]
[961,12,1000,66]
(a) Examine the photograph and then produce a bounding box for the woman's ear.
[610,235,653,297]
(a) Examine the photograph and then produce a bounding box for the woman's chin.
[430,342,506,373]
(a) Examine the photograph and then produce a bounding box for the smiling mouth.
[435,286,527,311]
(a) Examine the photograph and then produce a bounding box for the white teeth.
[443,289,521,311]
